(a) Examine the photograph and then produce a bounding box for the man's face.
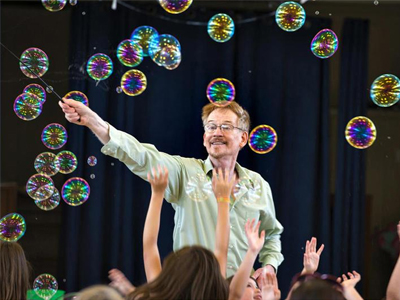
[203,108,248,160]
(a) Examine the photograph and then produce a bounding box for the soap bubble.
[117,39,143,67]
[130,26,159,57]
[69,0,77,5]
[62,177,90,206]
[55,150,78,174]
[207,13,235,43]
[90,174,95,179]
[186,173,212,202]
[370,74,400,107]
[116,86,123,93]
[149,34,181,67]
[164,55,181,70]
[64,91,89,106]
[86,53,113,81]
[275,1,306,32]
[42,0,67,12]
[345,116,377,149]
[35,188,60,211]
[159,0,193,14]
[34,152,60,177]
[248,125,278,154]
[20,47,49,78]
[41,123,68,150]
[33,274,58,300]
[311,29,339,59]
[206,78,235,107]
[23,84,46,103]
[46,86,53,93]
[87,156,97,166]
[26,174,55,201]
[121,69,147,96]
[0,213,26,242]
[14,93,42,121]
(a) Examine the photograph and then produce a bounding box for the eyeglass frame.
[203,122,245,133]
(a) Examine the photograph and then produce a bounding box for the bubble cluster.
[34,152,60,177]
[26,174,55,201]
[42,0,67,12]
[149,34,181,67]
[248,125,278,154]
[370,74,400,107]
[186,173,212,202]
[62,177,90,206]
[64,91,89,106]
[35,188,60,211]
[0,213,26,242]
[117,39,143,67]
[33,274,58,300]
[311,29,339,59]
[55,151,78,174]
[275,1,306,32]
[121,69,147,96]
[130,26,159,57]
[206,78,235,107]
[159,0,193,14]
[86,53,113,81]
[23,84,46,103]
[14,93,43,121]
[87,156,97,166]
[207,13,235,43]
[19,48,49,78]
[345,116,377,149]
[41,123,68,150]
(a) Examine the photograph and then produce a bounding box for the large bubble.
[159,0,193,14]
[130,26,159,57]
[370,74,400,107]
[149,34,181,67]
[23,84,46,104]
[121,69,147,96]
[311,29,339,59]
[62,177,90,206]
[345,116,377,149]
[64,91,89,106]
[26,174,55,201]
[35,188,60,211]
[0,213,26,242]
[33,274,58,300]
[41,0,67,12]
[34,152,60,177]
[55,151,78,174]
[117,39,143,67]
[86,53,113,81]
[14,93,43,121]
[41,123,68,150]
[19,48,49,78]
[206,78,235,107]
[248,125,278,154]
[186,173,212,202]
[275,1,306,32]
[207,13,235,43]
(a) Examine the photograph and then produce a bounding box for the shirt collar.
[204,156,248,180]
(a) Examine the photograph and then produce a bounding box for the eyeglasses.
[290,272,343,292]
[204,123,244,133]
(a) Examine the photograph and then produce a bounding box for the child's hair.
[289,277,345,300]
[77,285,123,300]
[128,246,229,300]
[0,241,30,300]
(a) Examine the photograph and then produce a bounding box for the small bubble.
[63,279,67,282]
[82,11,86,15]
[111,162,114,166]
[69,0,77,5]
[116,86,123,94]
[90,174,95,179]
[35,217,38,220]
[93,47,97,50]
[329,13,332,16]
[387,136,391,139]
[374,0,379,4]
[46,86,53,93]
[315,11,320,15]
[248,70,252,74]
[386,155,389,158]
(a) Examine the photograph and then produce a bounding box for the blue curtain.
[60,2,332,295]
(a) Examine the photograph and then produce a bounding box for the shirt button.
[230,225,233,229]
[228,265,233,269]
[229,244,233,249]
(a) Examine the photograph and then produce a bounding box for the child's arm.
[338,271,363,300]
[386,221,400,300]
[301,237,325,275]
[212,168,236,278]
[143,166,168,282]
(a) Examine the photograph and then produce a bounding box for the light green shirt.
[101,124,284,277]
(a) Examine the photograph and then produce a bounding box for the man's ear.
[240,131,249,149]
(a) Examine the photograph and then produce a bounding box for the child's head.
[128,245,229,299]
[240,276,262,300]
[0,241,30,300]
[77,285,123,300]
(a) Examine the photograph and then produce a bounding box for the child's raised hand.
[245,219,265,254]
[212,168,236,199]
[147,166,168,194]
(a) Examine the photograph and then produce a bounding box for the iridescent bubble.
[34,152,60,177]
[23,84,46,104]
[13,93,43,121]
[207,13,235,43]
[62,177,90,206]
[159,0,193,14]
[275,1,306,32]
[186,173,212,202]
[64,91,89,106]
[41,123,68,150]
[311,29,339,59]
[87,156,97,166]
[26,174,55,201]
[149,34,181,67]
[0,213,26,242]
[121,69,147,96]
[86,53,113,81]
[164,55,181,70]
[19,47,49,78]
[370,74,400,107]
[33,274,58,300]
[130,26,159,57]
[116,86,123,94]
[345,116,377,149]
[42,0,67,11]
[206,78,235,107]
[117,39,143,67]
[55,151,78,174]
[90,174,95,179]
[248,125,278,154]
[46,86,53,93]
[35,188,60,211]
[69,0,77,5]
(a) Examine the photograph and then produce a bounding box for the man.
[59,98,284,278]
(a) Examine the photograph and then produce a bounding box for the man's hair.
[201,101,251,133]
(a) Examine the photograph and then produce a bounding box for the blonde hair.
[201,102,251,133]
